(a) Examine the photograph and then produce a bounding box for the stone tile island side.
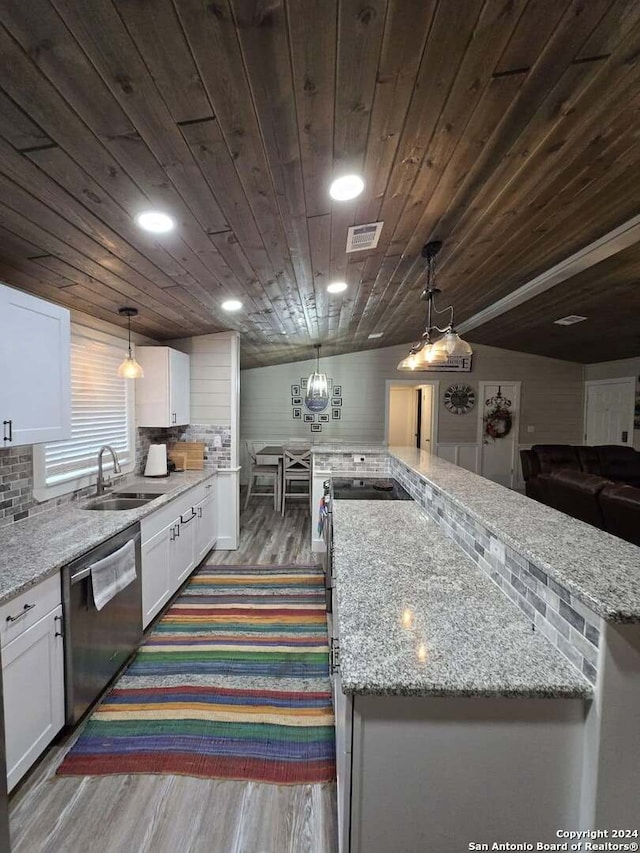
[317,445,640,853]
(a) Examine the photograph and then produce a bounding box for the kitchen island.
[321,445,640,852]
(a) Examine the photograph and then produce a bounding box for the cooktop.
[331,477,412,501]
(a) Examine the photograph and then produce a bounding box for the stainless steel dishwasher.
[62,523,142,725]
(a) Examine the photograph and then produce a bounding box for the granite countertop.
[332,500,591,699]
[389,447,640,623]
[0,470,216,605]
[312,443,387,454]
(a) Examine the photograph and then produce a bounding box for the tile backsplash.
[0,422,231,528]
[137,424,231,473]
[0,444,97,528]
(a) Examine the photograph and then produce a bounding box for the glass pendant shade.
[442,329,473,357]
[117,306,144,379]
[305,344,329,410]
[306,371,329,399]
[117,354,144,379]
[416,338,448,366]
[397,352,421,371]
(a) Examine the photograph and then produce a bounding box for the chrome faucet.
[96,445,121,495]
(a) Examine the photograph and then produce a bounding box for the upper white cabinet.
[136,346,190,427]
[0,284,71,446]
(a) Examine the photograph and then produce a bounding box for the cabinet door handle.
[6,602,35,623]
[197,506,202,518]
[3,420,12,443]
[174,523,180,538]
[330,639,340,674]
[54,614,64,638]
[181,509,197,524]
[171,412,176,424]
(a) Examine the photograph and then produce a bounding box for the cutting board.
[168,442,205,470]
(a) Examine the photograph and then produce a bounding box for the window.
[33,326,135,500]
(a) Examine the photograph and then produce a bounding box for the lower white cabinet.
[2,601,65,791]
[173,508,197,587]
[195,488,217,563]
[141,523,174,627]
[141,477,217,628]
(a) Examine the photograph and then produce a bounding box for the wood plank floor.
[9,495,335,853]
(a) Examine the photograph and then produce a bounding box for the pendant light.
[305,344,329,408]
[117,307,144,379]
[397,241,472,371]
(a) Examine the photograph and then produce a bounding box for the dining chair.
[281,446,311,515]
[243,440,280,510]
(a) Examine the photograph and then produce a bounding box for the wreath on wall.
[483,387,513,441]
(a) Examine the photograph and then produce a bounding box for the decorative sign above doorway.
[423,355,472,372]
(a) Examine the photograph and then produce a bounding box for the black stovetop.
[331,477,412,501]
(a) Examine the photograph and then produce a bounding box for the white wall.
[240,341,585,451]
[584,356,640,449]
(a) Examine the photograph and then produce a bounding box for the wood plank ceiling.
[0,0,639,366]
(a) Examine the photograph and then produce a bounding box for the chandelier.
[397,241,472,371]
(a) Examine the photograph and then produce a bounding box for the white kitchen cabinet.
[0,283,71,446]
[2,594,64,792]
[195,483,217,563]
[140,477,216,627]
[136,346,190,427]
[173,507,197,587]
[141,522,174,627]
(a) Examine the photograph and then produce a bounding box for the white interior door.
[478,382,520,489]
[584,379,635,446]
[388,386,418,447]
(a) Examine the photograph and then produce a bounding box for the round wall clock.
[443,384,475,415]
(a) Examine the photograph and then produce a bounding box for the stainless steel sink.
[113,492,162,500]
[83,496,154,511]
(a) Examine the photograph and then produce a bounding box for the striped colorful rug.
[57,564,335,784]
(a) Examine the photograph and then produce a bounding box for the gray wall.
[240,341,585,451]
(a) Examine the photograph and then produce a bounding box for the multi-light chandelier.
[397,241,472,371]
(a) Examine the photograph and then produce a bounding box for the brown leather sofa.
[520,444,640,547]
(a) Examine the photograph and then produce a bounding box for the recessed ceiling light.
[329,174,365,201]
[327,281,348,293]
[222,299,243,312]
[553,315,588,326]
[135,210,175,233]
[368,332,383,339]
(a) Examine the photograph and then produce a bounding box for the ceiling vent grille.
[346,221,384,252]
[553,315,588,326]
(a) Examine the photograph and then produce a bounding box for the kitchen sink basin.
[113,492,162,500]
[83,496,155,511]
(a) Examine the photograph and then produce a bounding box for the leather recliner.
[531,444,581,474]
[595,445,640,487]
[599,484,640,547]
[542,469,613,529]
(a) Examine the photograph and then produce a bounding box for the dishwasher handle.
[69,531,141,584]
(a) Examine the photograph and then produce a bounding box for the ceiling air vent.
[346,221,383,252]
[553,315,588,326]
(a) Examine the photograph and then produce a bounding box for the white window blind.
[43,330,134,486]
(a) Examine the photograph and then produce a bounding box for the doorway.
[477,381,521,489]
[386,381,438,451]
[584,378,635,446]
